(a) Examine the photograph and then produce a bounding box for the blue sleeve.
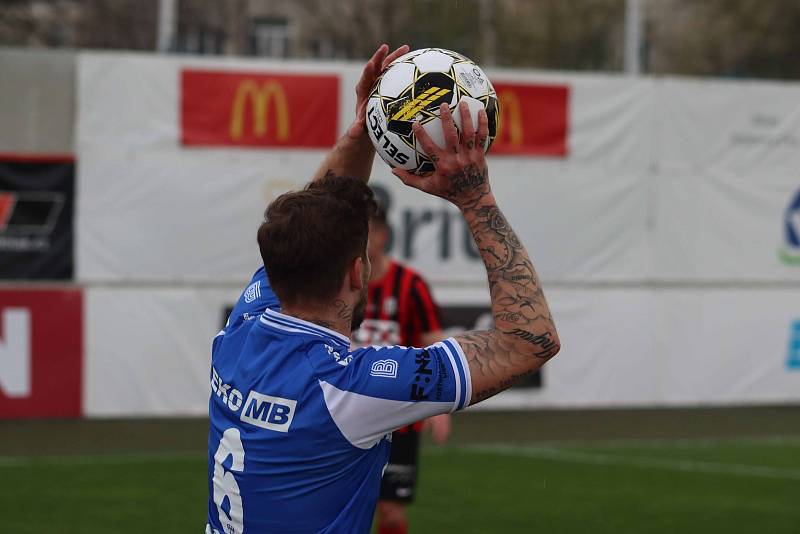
[311,338,472,449]
[346,339,471,410]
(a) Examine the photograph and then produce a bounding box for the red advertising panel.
[0,289,82,418]
[181,69,339,149]
[492,82,570,157]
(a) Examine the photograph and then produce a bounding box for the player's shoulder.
[304,339,356,373]
[226,267,280,329]
[243,266,272,302]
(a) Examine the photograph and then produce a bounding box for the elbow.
[539,328,561,360]
[506,326,560,361]
[547,331,561,359]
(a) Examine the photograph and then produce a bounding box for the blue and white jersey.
[224,267,281,331]
[207,307,471,534]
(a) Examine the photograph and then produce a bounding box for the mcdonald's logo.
[181,69,338,149]
[229,80,290,142]
[491,83,569,157]
[497,90,524,147]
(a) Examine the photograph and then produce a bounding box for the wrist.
[342,129,375,155]
[345,120,374,145]
[457,191,496,213]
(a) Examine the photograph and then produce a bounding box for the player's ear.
[349,255,367,291]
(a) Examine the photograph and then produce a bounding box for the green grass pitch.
[1,408,798,533]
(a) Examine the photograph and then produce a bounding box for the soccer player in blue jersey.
[207,44,560,534]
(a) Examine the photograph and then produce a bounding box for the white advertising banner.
[73,52,800,414]
[480,287,800,409]
[652,78,800,281]
[77,53,651,285]
[84,285,800,416]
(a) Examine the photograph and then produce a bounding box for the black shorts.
[379,426,419,503]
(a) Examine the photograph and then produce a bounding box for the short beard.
[350,288,368,332]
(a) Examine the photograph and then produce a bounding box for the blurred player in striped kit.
[352,201,450,534]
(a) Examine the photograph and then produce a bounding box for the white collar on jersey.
[260,308,351,346]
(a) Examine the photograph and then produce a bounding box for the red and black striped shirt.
[353,260,442,349]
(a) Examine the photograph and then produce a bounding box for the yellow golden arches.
[229,80,290,141]
[497,90,523,146]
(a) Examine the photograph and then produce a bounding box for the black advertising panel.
[0,158,75,279]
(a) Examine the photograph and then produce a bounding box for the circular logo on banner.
[780,187,800,265]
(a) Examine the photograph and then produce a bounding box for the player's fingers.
[356,44,387,92]
[355,57,380,100]
[412,122,443,161]
[369,43,389,70]
[382,45,410,70]
[392,167,429,192]
[440,103,460,154]
[475,108,489,149]
[458,100,475,150]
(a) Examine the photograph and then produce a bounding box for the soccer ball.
[366,48,499,175]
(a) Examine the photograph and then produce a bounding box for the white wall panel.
[84,286,239,417]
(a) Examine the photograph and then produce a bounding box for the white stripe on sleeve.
[319,380,452,449]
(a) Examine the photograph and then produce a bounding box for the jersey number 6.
[213,428,246,534]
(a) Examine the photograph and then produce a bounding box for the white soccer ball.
[366,48,499,175]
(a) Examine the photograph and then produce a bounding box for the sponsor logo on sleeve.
[409,349,433,401]
[370,359,398,378]
[244,280,261,303]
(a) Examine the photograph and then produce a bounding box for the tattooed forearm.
[453,190,560,404]
[404,104,559,405]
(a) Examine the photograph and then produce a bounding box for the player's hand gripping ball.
[366,48,499,175]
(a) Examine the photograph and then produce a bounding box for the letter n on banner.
[181,70,338,148]
[0,289,82,418]
[492,83,569,157]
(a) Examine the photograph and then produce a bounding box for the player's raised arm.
[311,43,409,184]
[392,102,561,405]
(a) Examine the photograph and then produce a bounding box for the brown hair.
[257,172,376,306]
